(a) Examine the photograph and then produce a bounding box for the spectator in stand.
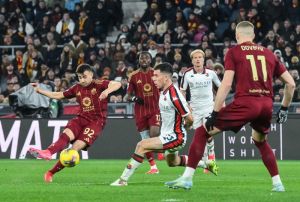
[60,45,75,75]
[85,37,99,58]
[74,9,92,42]
[56,12,75,35]
[125,44,138,66]
[148,11,168,43]
[265,0,286,28]
[113,42,126,65]
[68,33,87,59]
[104,0,123,30]
[65,0,81,11]
[91,1,109,42]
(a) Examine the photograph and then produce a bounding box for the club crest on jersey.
[164,96,167,101]
[137,80,142,84]
[205,73,209,77]
[82,97,91,107]
[143,83,152,92]
[91,88,97,95]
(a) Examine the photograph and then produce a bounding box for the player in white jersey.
[110,63,194,186]
[180,49,221,173]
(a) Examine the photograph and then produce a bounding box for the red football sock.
[187,126,210,169]
[49,160,65,174]
[47,133,70,155]
[253,139,279,177]
[145,152,156,166]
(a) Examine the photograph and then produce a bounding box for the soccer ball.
[59,149,80,167]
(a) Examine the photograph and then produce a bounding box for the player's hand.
[276,106,288,124]
[205,111,218,132]
[131,96,144,105]
[99,90,109,100]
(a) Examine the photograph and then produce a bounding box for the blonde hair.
[236,21,254,36]
[190,49,205,59]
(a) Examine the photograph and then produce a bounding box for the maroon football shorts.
[214,96,273,134]
[135,112,160,132]
[66,116,104,147]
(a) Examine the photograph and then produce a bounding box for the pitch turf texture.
[0,160,299,202]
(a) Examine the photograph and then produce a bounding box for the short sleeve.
[169,86,190,117]
[211,70,221,87]
[127,76,135,94]
[180,72,188,91]
[274,58,287,78]
[63,84,77,99]
[224,48,235,71]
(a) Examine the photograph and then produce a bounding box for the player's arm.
[213,70,235,112]
[280,71,295,107]
[99,81,121,100]
[184,113,193,130]
[32,83,65,99]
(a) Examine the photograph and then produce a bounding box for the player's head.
[190,49,205,68]
[138,51,152,70]
[76,64,94,87]
[153,62,173,90]
[235,21,255,44]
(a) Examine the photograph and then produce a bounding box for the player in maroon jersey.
[28,64,121,182]
[166,21,295,191]
[126,51,161,174]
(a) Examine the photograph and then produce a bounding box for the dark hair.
[76,64,94,74]
[138,51,152,61]
[154,62,173,76]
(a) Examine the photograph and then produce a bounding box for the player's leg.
[166,126,220,189]
[45,140,87,183]
[140,130,159,174]
[252,129,285,192]
[111,137,163,186]
[149,114,164,161]
[28,117,82,160]
[29,128,74,160]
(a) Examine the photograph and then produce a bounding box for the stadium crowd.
[0,0,300,105]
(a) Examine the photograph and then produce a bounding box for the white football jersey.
[180,68,221,129]
[180,68,221,112]
[159,84,190,136]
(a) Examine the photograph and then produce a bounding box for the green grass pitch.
[0,160,299,202]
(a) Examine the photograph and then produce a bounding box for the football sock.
[182,167,196,181]
[207,138,215,157]
[253,139,279,177]
[120,153,144,181]
[48,133,70,155]
[272,175,282,185]
[179,155,188,166]
[145,152,157,169]
[187,126,210,169]
[49,160,65,174]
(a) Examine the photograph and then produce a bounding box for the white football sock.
[272,175,282,185]
[181,167,195,181]
[120,158,142,181]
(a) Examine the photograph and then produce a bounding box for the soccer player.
[126,51,161,174]
[110,62,193,186]
[166,21,295,191]
[28,64,121,182]
[180,49,221,173]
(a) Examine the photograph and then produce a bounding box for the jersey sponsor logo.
[91,88,97,95]
[82,97,91,107]
[143,83,152,92]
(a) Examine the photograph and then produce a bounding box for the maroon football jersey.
[63,79,110,121]
[127,69,160,118]
[224,42,286,98]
